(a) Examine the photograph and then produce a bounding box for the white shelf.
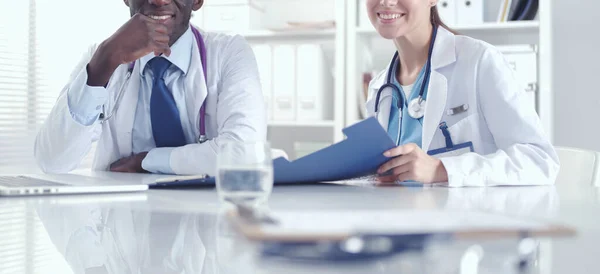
[453,21,539,31]
[356,21,540,45]
[268,120,336,127]
[226,29,337,42]
[356,21,539,34]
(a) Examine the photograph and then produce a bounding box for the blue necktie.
[148,57,187,148]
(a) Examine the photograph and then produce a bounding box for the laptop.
[0,172,150,196]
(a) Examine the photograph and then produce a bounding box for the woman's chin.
[377,30,406,40]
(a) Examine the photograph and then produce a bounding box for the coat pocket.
[446,113,482,152]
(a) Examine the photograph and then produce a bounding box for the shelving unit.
[193,0,346,160]
[345,0,553,141]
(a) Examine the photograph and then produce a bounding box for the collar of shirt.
[139,25,193,77]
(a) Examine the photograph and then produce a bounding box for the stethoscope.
[374,23,438,121]
[99,26,209,144]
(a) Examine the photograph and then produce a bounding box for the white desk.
[0,171,598,274]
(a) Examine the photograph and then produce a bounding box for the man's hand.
[376,143,449,184]
[110,152,149,173]
[87,13,172,87]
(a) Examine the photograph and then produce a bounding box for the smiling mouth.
[377,12,404,20]
[149,14,174,21]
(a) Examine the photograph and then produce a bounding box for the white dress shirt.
[68,27,197,173]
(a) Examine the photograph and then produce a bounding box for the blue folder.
[149,117,396,188]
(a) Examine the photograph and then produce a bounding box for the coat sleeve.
[34,45,104,173]
[439,47,560,187]
[168,35,267,176]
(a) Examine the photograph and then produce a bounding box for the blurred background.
[0,0,597,168]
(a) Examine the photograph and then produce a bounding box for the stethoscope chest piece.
[408,97,426,119]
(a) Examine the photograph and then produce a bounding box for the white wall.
[553,0,600,151]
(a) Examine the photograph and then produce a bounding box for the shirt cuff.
[142,148,175,174]
[67,66,108,126]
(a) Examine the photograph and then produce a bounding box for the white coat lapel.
[421,27,456,152]
[184,32,208,142]
[376,92,393,132]
[366,68,394,132]
[422,71,447,151]
[114,61,142,156]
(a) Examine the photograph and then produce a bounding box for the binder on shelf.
[252,44,274,120]
[272,45,297,121]
[498,45,538,110]
[498,0,539,22]
[507,0,522,20]
[296,44,327,121]
[510,0,539,21]
[437,0,457,26]
[497,0,513,22]
[455,0,483,25]
[498,45,537,87]
[525,84,537,112]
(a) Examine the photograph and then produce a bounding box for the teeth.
[378,13,401,20]
[150,15,171,20]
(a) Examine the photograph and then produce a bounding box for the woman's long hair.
[430,6,457,34]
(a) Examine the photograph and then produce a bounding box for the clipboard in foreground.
[228,209,576,242]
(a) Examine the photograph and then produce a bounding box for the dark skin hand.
[110,152,149,173]
[87,0,204,87]
[97,0,203,173]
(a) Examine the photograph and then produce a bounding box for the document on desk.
[230,209,575,242]
[150,117,396,188]
[273,117,396,183]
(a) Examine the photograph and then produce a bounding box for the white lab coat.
[34,30,266,176]
[366,27,559,187]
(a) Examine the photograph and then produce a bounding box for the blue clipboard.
[149,117,397,189]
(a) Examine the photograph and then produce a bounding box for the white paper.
[262,210,548,236]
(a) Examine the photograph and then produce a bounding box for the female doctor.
[366,0,559,187]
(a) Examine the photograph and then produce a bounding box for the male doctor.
[34,0,266,175]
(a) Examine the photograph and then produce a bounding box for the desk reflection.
[35,205,253,274]
[443,186,559,217]
[32,185,560,274]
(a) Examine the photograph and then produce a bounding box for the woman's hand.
[377,143,449,184]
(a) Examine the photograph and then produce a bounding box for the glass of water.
[216,140,274,207]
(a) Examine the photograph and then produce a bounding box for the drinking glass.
[216,140,274,207]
